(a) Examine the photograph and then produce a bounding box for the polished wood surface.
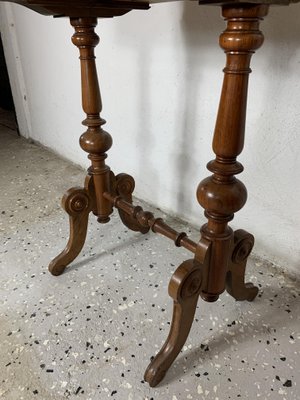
[2,0,297,388]
[197,3,268,300]
[4,0,150,17]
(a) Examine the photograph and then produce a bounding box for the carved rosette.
[231,229,255,264]
[180,269,202,300]
[115,173,135,197]
[62,188,90,216]
[169,260,203,303]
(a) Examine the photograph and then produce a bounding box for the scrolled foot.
[226,229,259,301]
[48,186,92,276]
[48,261,67,277]
[144,259,203,387]
[144,364,167,388]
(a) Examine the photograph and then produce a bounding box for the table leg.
[145,3,269,386]
[48,17,147,276]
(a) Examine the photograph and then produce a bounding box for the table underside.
[0,0,299,18]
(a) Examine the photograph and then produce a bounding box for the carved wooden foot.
[48,177,94,276]
[144,259,203,387]
[226,229,259,301]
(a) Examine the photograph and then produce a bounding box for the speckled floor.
[0,115,299,400]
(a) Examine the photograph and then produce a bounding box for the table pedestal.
[49,4,269,386]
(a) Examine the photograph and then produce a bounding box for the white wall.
[1,2,299,276]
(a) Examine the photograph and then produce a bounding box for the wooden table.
[2,0,298,387]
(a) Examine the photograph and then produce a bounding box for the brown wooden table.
[1,0,298,387]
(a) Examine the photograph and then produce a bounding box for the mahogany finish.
[3,0,294,387]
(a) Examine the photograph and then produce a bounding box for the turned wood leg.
[144,259,204,387]
[226,229,259,301]
[145,4,268,386]
[49,18,150,275]
[196,4,269,301]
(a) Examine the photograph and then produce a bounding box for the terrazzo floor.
[0,115,300,400]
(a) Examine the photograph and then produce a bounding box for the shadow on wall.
[264,4,300,46]
[136,46,159,203]
[245,3,300,237]
[176,2,300,216]
[108,1,299,221]
[257,2,300,135]
[177,2,300,225]
[108,3,224,208]
[252,3,300,133]
[174,3,222,214]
